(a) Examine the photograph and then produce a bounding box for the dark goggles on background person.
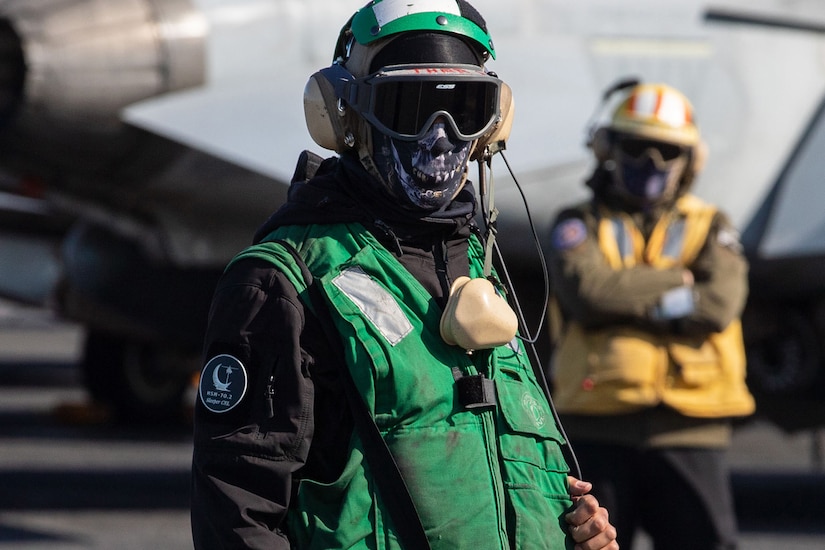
[613,134,687,167]
[323,63,502,141]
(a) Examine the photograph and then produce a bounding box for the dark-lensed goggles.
[330,64,502,141]
[615,136,686,164]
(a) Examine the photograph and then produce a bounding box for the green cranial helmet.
[303,0,508,186]
[337,0,496,63]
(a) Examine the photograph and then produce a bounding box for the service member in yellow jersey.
[547,81,755,550]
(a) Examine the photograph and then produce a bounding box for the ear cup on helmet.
[471,81,514,160]
[303,69,351,152]
[589,127,613,163]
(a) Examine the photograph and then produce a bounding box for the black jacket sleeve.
[191,257,340,549]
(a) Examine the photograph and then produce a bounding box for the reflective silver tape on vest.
[662,218,687,261]
[610,217,634,261]
[332,266,413,345]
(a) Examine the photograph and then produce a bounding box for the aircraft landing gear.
[746,308,820,395]
[80,331,196,424]
[744,304,825,431]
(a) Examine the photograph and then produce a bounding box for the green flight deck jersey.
[234,221,575,550]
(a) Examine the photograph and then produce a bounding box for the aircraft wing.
[745,95,825,260]
[704,5,825,261]
[122,0,362,183]
[123,76,309,184]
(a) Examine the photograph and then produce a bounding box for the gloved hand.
[651,284,696,321]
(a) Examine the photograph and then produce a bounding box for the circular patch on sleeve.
[198,354,249,413]
[552,218,588,250]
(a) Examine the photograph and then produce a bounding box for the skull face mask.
[611,135,689,208]
[618,157,682,205]
[372,120,473,212]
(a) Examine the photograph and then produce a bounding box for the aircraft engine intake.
[0,0,206,174]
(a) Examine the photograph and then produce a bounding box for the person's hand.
[565,476,619,550]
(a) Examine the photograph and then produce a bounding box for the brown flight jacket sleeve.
[547,203,749,338]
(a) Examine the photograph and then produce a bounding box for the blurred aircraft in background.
[0,0,824,429]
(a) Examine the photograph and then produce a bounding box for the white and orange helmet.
[609,83,700,147]
[589,82,708,205]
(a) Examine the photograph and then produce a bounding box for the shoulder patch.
[552,218,588,250]
[198,354,249,413]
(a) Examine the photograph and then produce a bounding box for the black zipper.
[265,374,276,418]
[434,240,450,302]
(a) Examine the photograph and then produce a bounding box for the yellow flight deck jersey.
[552,194,755,418]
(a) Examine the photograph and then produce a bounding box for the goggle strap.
[320,63,358,104]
